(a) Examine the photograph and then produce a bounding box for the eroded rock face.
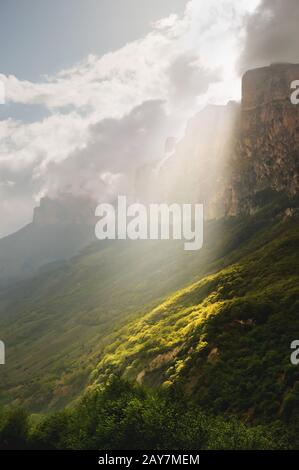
[134,64,299,219]
[229,63,299,214]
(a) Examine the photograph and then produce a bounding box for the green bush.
[24,377,285,450]
[0,408,29,450]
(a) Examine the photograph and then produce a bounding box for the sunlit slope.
[0,193,298,417]
[91,203,299,423]
[0,213,267,412]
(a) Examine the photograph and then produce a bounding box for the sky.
[0,0,298,237]
[0,0,188,81]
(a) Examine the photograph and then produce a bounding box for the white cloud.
[1,0,260,115]
[0,0,261,236]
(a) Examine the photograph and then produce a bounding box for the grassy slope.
[91,198,299,426]
[1,193,298,427]
[0,213,267,412]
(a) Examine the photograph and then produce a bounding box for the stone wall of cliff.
[228,63,299,215]
[134,63,299,219]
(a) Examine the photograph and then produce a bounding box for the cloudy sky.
[0,0,298,237]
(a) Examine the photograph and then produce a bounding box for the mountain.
[1,191,298,448]
[1,63,299,449]
[153,63,299,219]
[228,63,299,215]
[0,194,96,287]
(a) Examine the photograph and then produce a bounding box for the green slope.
[0,213,268,412]
[90,198,299,428]
[0,192,298,428]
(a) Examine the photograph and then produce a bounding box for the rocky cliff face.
[124,63,299,219]
[229,63,299,215]
[0,194,97,287]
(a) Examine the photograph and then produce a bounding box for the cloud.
[0,113,90,235]
[43,100,177,201]
[1,0,256,116]
[168,53,220,108]
[239,0,299,73]
[0,0,260,236]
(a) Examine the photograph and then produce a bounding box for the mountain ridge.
[1,64,299,449]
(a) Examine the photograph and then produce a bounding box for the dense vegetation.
[0,377,288,450]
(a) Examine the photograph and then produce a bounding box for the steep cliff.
[0,194,96,286]
[155,63,299,218]
[229,63,299,214]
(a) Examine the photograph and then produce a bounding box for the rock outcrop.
[0,194,97,287]
[157,63,299,218]
[229,63,299,214]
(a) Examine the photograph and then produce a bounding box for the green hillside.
[1,193,299,448]
[92,202,299,430]
[0,206,276,412]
